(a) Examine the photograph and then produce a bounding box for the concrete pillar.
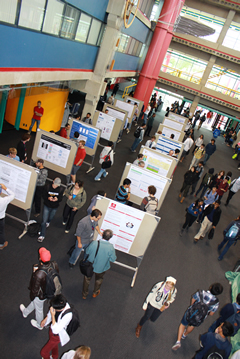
[217,10,235,45]
[189,95,200,117]
[200,55,216,87]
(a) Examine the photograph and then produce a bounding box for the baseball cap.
[53,178,61,187]
[39,247,51,262]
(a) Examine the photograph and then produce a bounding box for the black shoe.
[179,229,184,237]
[69,263,74,269]
[225,203,228,206]
[186,226,189,232]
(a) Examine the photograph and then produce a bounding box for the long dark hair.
[193,198,204,208]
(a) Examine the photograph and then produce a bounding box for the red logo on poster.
[110,203,116,209]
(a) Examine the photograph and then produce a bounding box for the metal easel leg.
[131,256,143,287]
[18,208,31,239]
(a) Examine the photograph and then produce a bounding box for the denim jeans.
[94,168,107,180]
[131,138,141,151]
[29,118,40,133]
[143,113,148,125]
[40,205,58,238]
[203,153,211,164]
[69,240,88,265]
[218,236,236,260]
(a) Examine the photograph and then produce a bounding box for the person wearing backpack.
[94,141,114,181]
[189,144,206,169]
[193,321,233,359]
[140,185,158,215]
[130,123,146,152]
[225,176,240,206]
[19,247,60,330]
[218,216,240,261]
[172,283,223,351]
[40,295,73,359]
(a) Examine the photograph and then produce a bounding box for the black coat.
[184,170,198,185]
[203,204,221,227]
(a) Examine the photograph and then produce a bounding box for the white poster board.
[118,162,171,209]
[124,96,143,111]
[168,113,188,123]
[105,106,126,122]
[139,146,176,178]
[114,99,135,123]
[155,135,183,157]
[95,112,116,140]
[163,118,185,131]
[158,125,184,142]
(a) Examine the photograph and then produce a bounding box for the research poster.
[96,112,116,140]
[126,164,169,202]
[163,118,184,131]
[0,159,31,203]
[70,120,99,150]
[97,200,144,253]
[168,113,186,123]
[115,100,134,120]
[125,97,140,107]
[37,134,71,168]
[141,148,173,177]
[106,107,125,122]
[156,136,182,156]
[161,127,181,141]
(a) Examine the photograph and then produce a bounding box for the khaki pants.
[194,216,212,239]
[82,272,105,297]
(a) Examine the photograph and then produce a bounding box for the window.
[127,38,136,55]
[42,0,64,36]
[87,18,101,45]
[118,34,130,53]
[223,22,240,51]
[139,44,145,57]
[0,0,18,24]
[75,13,91,42]
[97,24,105,46]
[18,0,45,31]
[60,5,79,40]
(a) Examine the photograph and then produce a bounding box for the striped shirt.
[115,185,128,204]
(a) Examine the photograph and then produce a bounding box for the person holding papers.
[0,183,15,250]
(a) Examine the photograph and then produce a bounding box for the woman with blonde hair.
[135,276,177,338]
[61,345,91,359]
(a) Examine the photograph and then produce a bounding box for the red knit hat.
[39,247,51,262]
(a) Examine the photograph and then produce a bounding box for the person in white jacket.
[0,183,15,250]
[135,276,177,338]
[40,295,72,359]
[180,135,194,163]
[61,346,91,359]
[94,142,114,181]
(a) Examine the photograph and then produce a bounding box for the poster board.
[31,130,77,175]
[139,146,177,178]
[0,154,38,210]
[155,134,184,158]
[168,112,188,123]
[92,111,123,143]
[68,117,101,156]
[102,103,128,130]
[124,96,143,112]
[157,125,184,142]
[163,117,186,132]
[114,99,135,124]
[118,162,171,210]
[93,196,160,258]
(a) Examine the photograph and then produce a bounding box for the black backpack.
[40,264,62,299]
[62,305,80,336]
[134,126,141,138]
[27,222,41,237]
[186,291,217,327]
[202,344,226,359]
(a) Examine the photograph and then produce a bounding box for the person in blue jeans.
[130,123,146,152]
[69,209,102,268]
[38,178,64,243]
[218,216,240,261]
[94,142,114,181]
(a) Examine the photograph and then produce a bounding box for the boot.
[180,197,185,203]
[135,323,142,338]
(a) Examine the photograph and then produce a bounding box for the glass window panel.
[60,5,79,40]
[0,0,18,24]
[139,44,145,57]
[87,18,101,45]
[136,42,142,57]
[118,34,129,53]
[125,37,133,53]
[97,24,105,46]
[42,0,64,35]
[132,40,139,56]
[75,13,91,43]
[128,38,135,54]
[18,0,45,30]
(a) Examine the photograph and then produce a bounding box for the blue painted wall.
[0,25,98,69]
[113,52,144,72]
[121,15,150,43]
[66,0,108,21]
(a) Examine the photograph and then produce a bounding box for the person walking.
[28,101,44,133]
[192,134,204,153]
[225,176,240,206]
[135,276,177,338]
[94,141,114,181]
[82,229,116,299]
[180,135,194,163]
[195,168,214,198]
[33,159,48,217]
[0,183,15,250]
[144,113,156,137]
[62,181,87,233]
[197,113,206,130]
[19,247,60,330]
[179,198,204,236]
[204,139,216,164]
[17,133,31,163]
[68,209,102,268]
[143,103,151,125]
[179,167,198,203]
[130,123,146,152]
[190,162,204,195]
[218,215,240,261]
[189,144,205,169]
[216,176,229,200]
[194,200,221,243]
[70,140,86,185]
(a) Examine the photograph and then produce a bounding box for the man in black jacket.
[19,247,59,330]
[194,200,221,243]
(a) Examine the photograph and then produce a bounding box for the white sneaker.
[38,236,45,243]
[94,178,101,181]
[65,230,70,233]
[46,222,50,228]
[31,319,43,330]
[62,222,66,225]
[19,304,27,318]
[105,172,108,177]
[172,341,181,350]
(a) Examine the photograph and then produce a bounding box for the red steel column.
[134,0,184,107]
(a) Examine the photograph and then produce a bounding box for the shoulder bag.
[101,149,112,169]
[79,241,100,277]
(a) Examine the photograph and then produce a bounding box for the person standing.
[140,185,158,215]
[130,123,146,152]
[189,144,205,169]
[68,209,102,268]
[111,83,119,96]
[179,167,198,203]
[60,123,70,139]
[190,162,204,195]
[94,141,114,181]
[218,215,240,261]
[193,322,233,359]
[135,277,177,338]
[225,176,240,206]
[145,136,157,149]
[204,139,216,164]
[127,102,138,132]
[195,168,214,198]
[192,134,204,153]
[0,183,15,250]
[143,103,151,125]
[28,101,44,133]
[87,190,106,215]
[194,200,221,243]
[19,247,60,330]
[115,178,131,204]
[6,147,20,161]
[216,177,229,200]
[82,229,116,299]
[172,283,223,351]
[38,178,64,243]
[82,113,92,125]
[70,140,86,185]
[180,135,194,163]
[133,154,144,166]
[192,110,201,129]
[144,113,156,137]
[40,294,73,359]
[17,133,31,163]
[179,199,204,236]
[61,346,91,359]
[197,113,206,130]
[33,159,48,217]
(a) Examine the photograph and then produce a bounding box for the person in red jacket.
[28,101,44,133]
[217,177,229,200]
[60,123,70,139]
[70,140,86,184]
